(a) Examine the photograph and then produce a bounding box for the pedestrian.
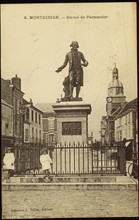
[3,147,15,179]
[40,149,53,178]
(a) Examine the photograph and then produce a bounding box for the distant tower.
[106,64,126,116]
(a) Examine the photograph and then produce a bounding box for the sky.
[1,3,137,140]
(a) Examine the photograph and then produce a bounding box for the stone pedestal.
[52,101,92,144]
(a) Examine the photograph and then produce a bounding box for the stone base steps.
[2,182,137,191]
[3,175,135,183]
[2,175,138,191]
[4,175,119,183]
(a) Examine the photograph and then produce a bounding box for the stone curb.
[2,182,138,191]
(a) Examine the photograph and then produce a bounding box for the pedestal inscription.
[53,101,92,144]
[62,122,81,135]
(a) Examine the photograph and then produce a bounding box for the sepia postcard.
[1,2,138,219]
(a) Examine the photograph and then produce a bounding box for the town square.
[1,3,138,219]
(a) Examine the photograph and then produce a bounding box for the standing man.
[56,41,88,98]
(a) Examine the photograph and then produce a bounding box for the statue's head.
[70,41,79,49]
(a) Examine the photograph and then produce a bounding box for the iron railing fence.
[2,142,126,176]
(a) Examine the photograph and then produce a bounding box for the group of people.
[3,147,53,180]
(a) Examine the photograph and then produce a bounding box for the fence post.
[117,142,126,175]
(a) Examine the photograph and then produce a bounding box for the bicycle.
[128,161,138,180]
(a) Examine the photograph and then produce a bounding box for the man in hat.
[56,41,88,98]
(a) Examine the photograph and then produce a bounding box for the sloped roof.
[115,98,137,119]
[35,103,55,113]
[23,99,43,114]
[23,98,30,105]
[111,107,122,117]
[122,98,137,112]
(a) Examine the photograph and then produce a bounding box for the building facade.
[1,75,24,146]
[115,98,138,158]
[35,103,57,145]
[23,99,43,144]
[1,75,44,146]
[43,112,57,144]
[1,99,14,147]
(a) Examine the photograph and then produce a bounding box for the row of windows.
[43,118,55,131]
[31,128,41,138]
[44,134,57,143]
[118,113,131,126]
[116,130,123,141]
[48,118,55,129]
[31,110,41,124]
[115,126,132,141]
[25,128,42,141]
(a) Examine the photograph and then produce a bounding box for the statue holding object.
[56,41,89,100]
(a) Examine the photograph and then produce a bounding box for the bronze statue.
[56,41,88,99]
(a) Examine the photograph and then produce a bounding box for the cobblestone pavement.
[2,189,138,219]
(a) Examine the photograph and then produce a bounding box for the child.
[40,149,53,178]
[3,147,15,179]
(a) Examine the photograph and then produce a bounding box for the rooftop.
[115,98,138,119]
[35,103,55,113]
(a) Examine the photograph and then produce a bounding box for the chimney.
[11,74,21,90]
[29,98,33,106]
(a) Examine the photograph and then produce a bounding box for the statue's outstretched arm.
[56,54,68,72]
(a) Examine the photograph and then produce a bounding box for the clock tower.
[106,64,126,116]
[101,64,126,145]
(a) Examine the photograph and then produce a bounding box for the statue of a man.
[56,41,88,98]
